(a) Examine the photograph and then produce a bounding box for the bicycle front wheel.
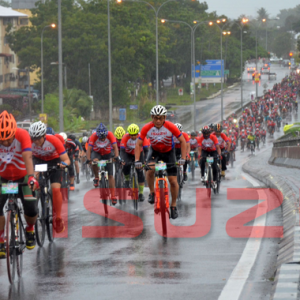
[177,167,182,201]
[6,211,16,284]
[46,192,54,242]
[100,175,109,215]
[16,213,26,277]
[191,159,195,181]
[35,193,46,247]
[159,180,167,237]
[132,172,138,210]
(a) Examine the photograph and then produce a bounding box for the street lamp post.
[58,0,64,132]
[117,0,177,104]
[161,19,209,131]
[51,62,67,89]
[41,23,56,114]
[231,18,248,110]
[108,0,113,131]
[209,19,227,122]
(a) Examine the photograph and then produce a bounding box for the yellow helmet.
[114,126,125,139]
[127,123,139,135]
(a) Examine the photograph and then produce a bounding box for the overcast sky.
[206,0,299,19]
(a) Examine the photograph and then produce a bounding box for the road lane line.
[218,172,267,300]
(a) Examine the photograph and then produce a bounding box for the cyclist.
[174,124,190,181]
[199,126,221,186]
[0,111,39,257]
[247,132,256,150]
[189,131,199,168]
[29,121,70,233]
[121,124,148,202]
[114,126,126,152]
[86,123,120,205]
[212,124,230,177]
[78,132,88,143]
[68,134,82,184]
[46,127,55,135]
[60,132,77,191]
[135,105,186,219]
[240,129,247,150]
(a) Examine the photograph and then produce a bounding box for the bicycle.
[240,138,246,152]
[1,182,31,284]
[61,165,70,202]
[176,161,184,202]
[255,136,260,150]
[128,162,139,210]
[261,135,266,146]
[115,161,125,205]
[202,155,218,195]
[189,150,196,181]
[92,159,113,215]
[229,150,235,168]
[34,164,61,247]
[249,141,255,155]
[81,156,92,181]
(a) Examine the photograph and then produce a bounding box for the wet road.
[0,63,294,300]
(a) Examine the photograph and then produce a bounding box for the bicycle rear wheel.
[86,164,91,181]
[35,193,46,247]
[46,192,54,242]
[116,168,123,205]
[132,172,138,210]
[159,180,167,237]
[17,214,25,277]
[191,159,195,181]
[177,167,182,201]
[100,175,109,215]
[230,152,234,168]
[6,211,16,284]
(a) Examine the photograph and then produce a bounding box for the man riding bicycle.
[0,111,39,257]
[211,124,230,177]
[174,123,190,181]
[121,124,148,202]
[134,105,186,219]
[29,121,70,234]
[189,131,199,168]
[247,132,256,150]
[86,123,120,205]
[199,126,221,187]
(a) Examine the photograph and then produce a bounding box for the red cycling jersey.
[174,132,190,149]
[189,137,200,150]
[55,133,65,145]
[121,133,148,155]
[0,128,31,181]
[211,133,229,149]
[89,131,116,155]
[32,134,66,161]
[139,121,181,153]
[199,134,219,152]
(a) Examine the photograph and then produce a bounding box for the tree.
[0,0,11,7]
[257,8,269,21]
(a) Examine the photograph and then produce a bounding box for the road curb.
[242,162,300,300]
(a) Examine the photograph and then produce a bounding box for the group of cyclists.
[0,70,299,260]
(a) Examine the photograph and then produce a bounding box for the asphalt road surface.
[0,63,294,300]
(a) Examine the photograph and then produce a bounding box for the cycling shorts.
[0,176,38,217]
[146,147,177,176]
[91,152,113,176]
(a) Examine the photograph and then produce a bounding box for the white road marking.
[218,172,267,300]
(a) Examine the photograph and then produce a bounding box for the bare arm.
[178,135,187,159]
[216,145,221,156]
[22,151,34,176]
[112,143,119,157]
[135,139,143,161]
[87,145,92,161]
[60,152,70,166]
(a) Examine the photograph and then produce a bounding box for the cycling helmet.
[175,123,183,132]
[114,126,126,139]
[82,136,88,144]
[29,121,47,139]
[191,131,196,136]
[187,131,191,135]
[215,123,222,132]
[202,126,210,134]
[96,123,108,139]
[127,124,139,135]
[0,110,17,141]
[150,105,167,116]
[59,132,67,141]
[46,127,55,135]
[209,123,215,129]
[83,132,88,137]
[68,134,76,141]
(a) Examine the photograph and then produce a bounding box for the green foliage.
[0,0,10,7]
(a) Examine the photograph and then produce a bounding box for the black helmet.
[68,134,76,141]
[83,132,88,137]
[191,131,196,136]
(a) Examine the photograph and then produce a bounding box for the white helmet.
[59,132,67,141]
[187,131,190,134]
[175,123,183,131]
[82,136,88,143]
[29,121,47,139]
[150,105,167,116]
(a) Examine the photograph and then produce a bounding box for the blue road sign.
[119,108,126,121]
[130,105,138,110]
[201,60,224,77]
